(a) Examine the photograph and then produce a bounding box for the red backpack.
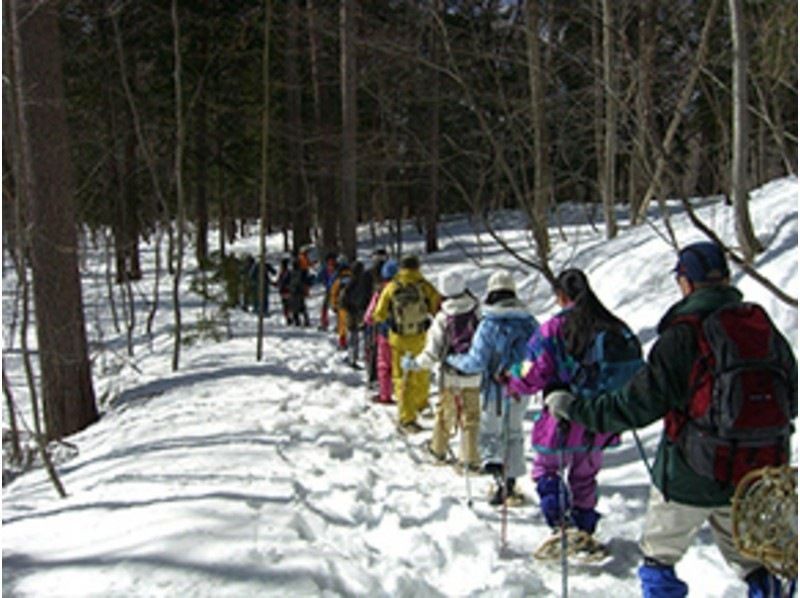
[665,302,795,486]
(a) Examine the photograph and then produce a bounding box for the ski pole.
[557,420,569,598]
[500,390,511,555]
[454,390,473,508]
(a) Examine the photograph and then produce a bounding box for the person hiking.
[372,254,441,433]
[364,259,398,404]
[286,258,311,326]
[316,252,339,331]
[330,257,353,349]
[364,248,389,386]
[341,260,374,368]
[543,242,798,597]
[401,270,482,470]
[507,268,643,540]
[446,270,538,506]
[276,257,292,325]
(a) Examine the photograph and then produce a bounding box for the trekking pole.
[500,390,511,556]
[557,420,570,598]
[454,391,473,508]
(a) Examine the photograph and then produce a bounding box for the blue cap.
[674,242,729,283]
[381,259,398,280]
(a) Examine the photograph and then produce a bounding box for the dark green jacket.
[567,285,797,507]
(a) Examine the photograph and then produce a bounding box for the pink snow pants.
[376,334,393,402]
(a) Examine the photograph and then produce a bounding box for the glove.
[508,362,523,379]
[401,354,420,372]
[544,389,576,421]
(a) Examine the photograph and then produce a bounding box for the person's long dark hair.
[556,269,626,358]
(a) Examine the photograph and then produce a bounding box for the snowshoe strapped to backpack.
[444,305,479,355]
[570,327,644,400]
[390,282,430,335]
[665,303,795,486]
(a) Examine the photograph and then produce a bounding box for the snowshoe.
[533,528,610,565]
[369,394,395,405]
[421,441,455,466]
[397,421,424,435]
[488,480,526,507]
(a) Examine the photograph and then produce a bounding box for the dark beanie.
[400,254,420,270]
[674,242,730,283]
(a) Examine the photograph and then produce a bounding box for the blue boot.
[536,475,569,528]
[638,559,688,598]
[571,507,601,535]
[746,566,795,598]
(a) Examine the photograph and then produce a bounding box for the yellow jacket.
[372,268,440,350]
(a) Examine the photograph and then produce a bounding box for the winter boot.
[571,507,601,535]
[536,474,570,529]
[638,558,688,598]
[746,566,795,598]
[490,478,515,506]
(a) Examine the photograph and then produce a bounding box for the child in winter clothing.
[276,258,292,325]
[330,259,353,349]
[364,249,389,385]
[508,269,637,535]
[372,254,441,432]
[341,261,375,367]
[402,271,481,469]
[542,243,798,597]
[446,270,537,505]
[364,259,398,404]
[286,259,311,326]
[316,253,338,331]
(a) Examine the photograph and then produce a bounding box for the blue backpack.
[570,327,644,400]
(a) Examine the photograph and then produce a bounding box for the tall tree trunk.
[425,0,441,254]
[630,0,655,219]
[171,0,186,372]
[257,0,272,361]
[286,0,309,252]
[11,0,97,440]
[340,0,358,260]
[194,37,209,268]
[525,0,551,259]
[729,0,762,261]
[307,0,338,258]
[601,0,618,239]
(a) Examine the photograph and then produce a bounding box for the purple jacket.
[508,312,620,453]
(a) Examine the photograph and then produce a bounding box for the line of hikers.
[308,242,796,598]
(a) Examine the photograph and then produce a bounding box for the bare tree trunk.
[257,0,272,362]
[634,0,721,223]
[729,0,762,262]
[424,0,441,254]
[286,0,310,252]
[12,0,97,441]
[630,0,655,218]
[307,0,338,257]
[2,365,22,464]
[171,0,186,372]
[340,0,358,260]
[525,0,551,258]
[601,0,618,238]
[194,37,209,268]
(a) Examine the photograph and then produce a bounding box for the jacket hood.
[440,292,480,316]
[395,268,428,286]
[657,285,743,333]
[482,297,533,320]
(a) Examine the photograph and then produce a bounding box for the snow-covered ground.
[2,177,797,597]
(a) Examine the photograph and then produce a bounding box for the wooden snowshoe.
[533,528,610,565]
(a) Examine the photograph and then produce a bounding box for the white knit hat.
[440,271,466,298]
[486,270,516,294]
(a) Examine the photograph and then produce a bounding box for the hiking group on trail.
[234,240,796,597]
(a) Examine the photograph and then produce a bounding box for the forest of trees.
[2,0,797,442]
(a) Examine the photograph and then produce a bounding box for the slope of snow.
[2,177,797,597]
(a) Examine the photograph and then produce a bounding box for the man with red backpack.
[402,271,481,469]
[545,242,797,597]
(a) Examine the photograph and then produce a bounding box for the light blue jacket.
[446,298,538,408]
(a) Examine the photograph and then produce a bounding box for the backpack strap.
[663,313,714,440]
